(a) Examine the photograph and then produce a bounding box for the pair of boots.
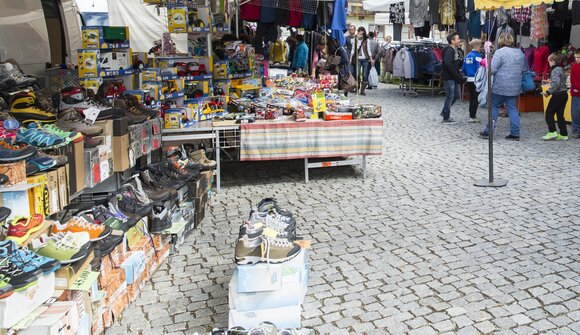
[359,82,367,96]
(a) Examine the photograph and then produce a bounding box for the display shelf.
[160,91,185,100]
[182,74,213,81]
[187,27,211,33]
[160,74,181,81]
[102,68,138,77]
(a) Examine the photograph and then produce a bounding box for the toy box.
[167,7,188,33]
[78,49,100,78]
[82,26,130,49]
[99,50,131,71]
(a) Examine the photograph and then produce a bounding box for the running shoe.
[234,235,301,265]
[5,215,45,245]
[16,127,64,147]
[52,216,112,242]
[0,240,60,275]
[0,256,38,291]
[0,140,37,162]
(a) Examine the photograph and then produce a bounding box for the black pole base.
[474,178,508,187]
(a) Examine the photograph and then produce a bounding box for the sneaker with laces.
[41,124,83,143]
[235,235,301,265]
[31,233,89,265]
[257,198,294,218]
[0,279,14,299]
[57,109,103,136]
[114,94,159,119]
[0,240,60,275]
[468,117,480,123]
[93,234,123,256]
[5,215,45,245]
[0,256,38,291]
[16,126,64,147]
[542,131,558,140]
[556,134,568,141]
[239,221,296,241]
[188,149,216,170]
[166,158,200,181]
[0,140,37,162]
[129,176,171,202]
[442,118,458,124]
[0,63,37,90]
[52,216,112,242]
[151,205,172,233]
[247,322,278,335]
[8,91,57,124]
[250,208,296,229]
[139,170,180,196]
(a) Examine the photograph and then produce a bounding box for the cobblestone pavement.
[108,84,580,335]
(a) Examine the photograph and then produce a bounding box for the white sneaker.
[468,117,480,123]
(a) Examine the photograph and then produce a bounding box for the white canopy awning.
[362,0,392,12]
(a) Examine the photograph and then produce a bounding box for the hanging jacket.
[393,49,405,77]
[272,39,287,63]
[439,0,456,26]
[474,65,489,107]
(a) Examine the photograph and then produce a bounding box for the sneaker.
[93,234,123,256]
[5,215,45,245]
[0,207,11,222]
[247,322,278,335]
[570,132,580,139]
[505,134,520,141]
[26,155,57,172]
[31,233,89,265]
[0,256,38,291]
[442,118,458,124]
[0,141,37,162]
[250,208,296,229]
[542,131,558,141]
[57,109,103,136]
[114,95,158,119]
[139,170,180,197]
[16,127,64,147]
[0,279,14,299]
[556,134,568,141]
[129,176,171,202]
[37,151,68,167]
[166,158,201,181]
[0,63,37,90]
[239,221,296,241]
[8,91,57,124]
[0,240,60,275]
[41,124,83,143]
[188,149,217,170]
[84,136,102,148]
[468,117,480,123]
[235,235,301,265]
[109,188,151,218]
[150,205,172,233]
[60,87,133,122]
[257,198,293,218]
[52,216,112,242]
[479,131,489,138]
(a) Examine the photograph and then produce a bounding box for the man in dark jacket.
[440,32,463,124]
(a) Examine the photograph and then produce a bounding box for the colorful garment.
[439,0,456,26]
[390,2,405,24]
[512,7,531,23]
[530,5,548,40]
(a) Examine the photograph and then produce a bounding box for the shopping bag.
[521,70,536,93]
[368,67,379,87]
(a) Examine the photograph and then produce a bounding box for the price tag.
[253,221,264,229]
[262,227,279,238]
[83,107,101,124]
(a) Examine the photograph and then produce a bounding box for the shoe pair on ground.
[236,198,301,265]
[479,131,520,141]
[213,322,314,335]
[0,63,37,91]
[542,131,568,141]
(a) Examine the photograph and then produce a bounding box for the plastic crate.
[43,68,78,93]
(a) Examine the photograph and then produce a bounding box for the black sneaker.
[150,205,172,233]
[257,198,294,218]
[479,131,489,138]
[505,134,520,141]
[442,118,458,124]
[0,141,37,162]
[0,256,38,291]
[93,234,123,256]
[128,176,170,203]
[0,207,11,222]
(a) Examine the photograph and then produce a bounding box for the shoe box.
[112,134,131,172]
[26,173,50,217]
[18,301,80,335]
[55,251,95,290]
[66,141,85,194]
[141,121,153,155]
[194,190,209,228]
[228,304,301,330]
[0,273,56,329]
[0,183,36,219]
[83,148,100,188]
[23,166,70,217]
[98,269,128,328]
[0,160,26,186]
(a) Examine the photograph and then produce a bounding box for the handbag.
[521,70,536,93]
[326,47,343,68]
[341,72,357,91]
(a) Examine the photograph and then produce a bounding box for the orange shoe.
[51,216,112,242]
[5,215,45,245]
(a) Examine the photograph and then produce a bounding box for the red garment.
[571,63,580,97]
[288,0,303,27]
[532,45,550,78]
[240,0,260,21]
[432,48,443,61]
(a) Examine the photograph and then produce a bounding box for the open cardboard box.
[0,273,55,329]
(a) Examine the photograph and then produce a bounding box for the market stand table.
[239,119,384,182]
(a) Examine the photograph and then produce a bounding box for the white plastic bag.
[368,67,379,87]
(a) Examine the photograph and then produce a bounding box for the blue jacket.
[462,50,483,80]
[292,42,309,71]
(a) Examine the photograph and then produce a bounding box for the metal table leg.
[216,129,221,192]
[304,158,309,183]
[362,155,367,179]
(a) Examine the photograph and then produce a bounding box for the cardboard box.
[0,273,55,329]
[229,269,308,312]
[236,249,307,293]
[46,170,59,215]
[55,252,94,290]
[19,301,80,335]
[27,174,50,217]
[57,166,69,210]
[83,148,100,188]
[147,243,171,278]
[112,135,130,172]
[97,144,111,182]
[67,141,85,194]
[0,160,26,186]
[0,184,35,219]
[120,251,147,284]
[127,267,148,302]
[94,120,113,137]
[100,269,128,324]
[228,304,301,330]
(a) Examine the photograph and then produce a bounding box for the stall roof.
[474,0,565,9]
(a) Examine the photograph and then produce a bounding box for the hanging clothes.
[276,0,290,26]
[530,4,548,40]
[272,39,287,63]
[288,0,303,27]
[532,44,550,78]
[393,23,403,41]
[240,0,261,21]
[512,7,532,23]
[430,0,441,25]
[455,21,468,39]
[573,1,580,25]
[331,0,348,47]
[414,23,432,38]
[409,0,429,27]
[393,49,406,77]
[439,0,456,26]
[390,2,405,24]
[455,0,466,22]
[468,11,481,38]
[260,4,277,23]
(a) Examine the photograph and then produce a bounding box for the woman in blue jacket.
[292,34,309,73]
[462,39,483,123]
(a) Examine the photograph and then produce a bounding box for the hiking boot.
[5,215,45,246]
[0,141,37,162]
[129,175,171,202]
[0,256,38,291]
[0,240,61,275]
[52,216,112,242]
[114,94,159,119]
[151,205,172,233]
[188,149,216,170]
[8,91,57,124]
[57,109,103,136]
[542,131,558,141]
[31,233,89,265]
[234,235,301,265]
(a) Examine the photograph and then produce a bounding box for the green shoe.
[542,131,558,140]
[31,233,89,265]
[556,134,568,141]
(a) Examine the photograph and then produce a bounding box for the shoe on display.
[0,207,10,222]
[0,140,37,162]
[250,207,296,229]
[143,164,187,189]
[166,158,201,181]
[114,94,159,119]
[25,162,41,176]
[188,149,217,170]
[5,215,45,245]
[0,279,14,299]
[129,175,171,202]
[8,91,57,124]
[247,322,278,335]
[468,117,480,123]
[556,134,568,141]
[57,109,103,136]
[26,155,57,172]
[542,131,558,141]
[109,187,151,218]
[16,127,64,147]
[257,198,294,218]
[31,233,89,265]
[84,136,102,148]
[122,183,152,206]
[150,205,172,234]
[139,170,180,197]
[39,124,83,143]
[0,63,37,90]
[93,234,123,256]
[0,240,60,275]
[239,221,295,241]
[37,151,68,167]
[59,87,115,119]
[52,216,112,242]
[277,329,315,335]
[0,256,38,291]
[235,235,301,265]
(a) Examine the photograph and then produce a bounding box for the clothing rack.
[395,41,446,97]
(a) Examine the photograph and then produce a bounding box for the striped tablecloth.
[240,119,384,161]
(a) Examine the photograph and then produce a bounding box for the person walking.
[462,39,484,123]
[480,32,525,140]
[368,32,381,89]
[571,49,580,138]
[440,31,463,124]
[345,25,357,75]
[350,27,372,96]
[542,53,569,141]
[291,34,309,73]
[380,36,393,83]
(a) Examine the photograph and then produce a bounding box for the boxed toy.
[78,49,100,78]
[167,7,188,33]
[82,26,130,49]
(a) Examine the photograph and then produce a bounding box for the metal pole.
[235,0,239,38]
